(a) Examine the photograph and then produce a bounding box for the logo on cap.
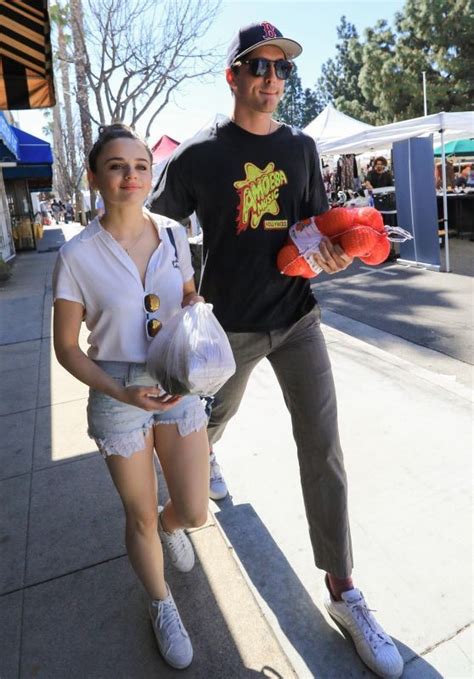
[261,22,278,39]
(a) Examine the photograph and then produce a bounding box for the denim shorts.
[87,361,208,459]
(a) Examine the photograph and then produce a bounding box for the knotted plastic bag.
[146,302,236,396]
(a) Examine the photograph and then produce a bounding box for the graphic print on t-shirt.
[233,161,288,234]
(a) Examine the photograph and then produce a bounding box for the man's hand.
[312,237,353,274]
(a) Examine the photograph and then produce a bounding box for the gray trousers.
[208,307,353,578]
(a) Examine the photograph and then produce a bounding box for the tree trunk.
[57,16,82,219]
[51,104,68,200]
[71,0,96,220]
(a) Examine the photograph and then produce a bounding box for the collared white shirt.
[53,211,194,362]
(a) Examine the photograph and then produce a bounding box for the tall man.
[150,22,404,679]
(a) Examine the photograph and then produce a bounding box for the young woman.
[53,123,209,670]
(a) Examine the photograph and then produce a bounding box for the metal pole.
[422,71,428,116]
[440,129,450,272]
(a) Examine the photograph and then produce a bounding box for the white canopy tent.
[304,104,374,150]
[308,110,474,272]
[314,111,474,156]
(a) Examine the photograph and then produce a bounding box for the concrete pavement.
[1,229,295,678]
[1,224,472,678]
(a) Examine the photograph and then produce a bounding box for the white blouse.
[53,211,194,363]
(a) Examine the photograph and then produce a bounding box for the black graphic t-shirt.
[150,119,328,332]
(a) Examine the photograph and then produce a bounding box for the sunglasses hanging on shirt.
[144,293,162,338]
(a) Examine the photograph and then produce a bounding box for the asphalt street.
[312,240,473,368]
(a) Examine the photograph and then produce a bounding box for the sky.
[12,0,406,144]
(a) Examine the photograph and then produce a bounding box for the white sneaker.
[209,451,228,500]
[158,507,195,572]
[149,586,193,669]
[325,587,404,679]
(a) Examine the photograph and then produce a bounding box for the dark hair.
[374,156,388,166]
[88,123,153,172]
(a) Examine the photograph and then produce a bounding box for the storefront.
[2,126,53,251]
[0,112,19,262]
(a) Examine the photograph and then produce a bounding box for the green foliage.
[315,1,473,124]
[276,64,324,128]
[393,0,474,114]
[314,16,379,123]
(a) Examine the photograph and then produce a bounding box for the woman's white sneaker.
[149,587,193,669]
[325,588,404,679]
[209,451,228,500]
[158,508,195,572]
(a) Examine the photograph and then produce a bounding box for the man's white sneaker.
[158,507,195,572]
[325,588,404,679]
[149,587,193,669]
[209,451,228,500]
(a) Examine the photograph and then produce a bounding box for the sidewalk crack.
[407,621,473,662]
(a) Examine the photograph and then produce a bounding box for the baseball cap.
[227,21,302,67]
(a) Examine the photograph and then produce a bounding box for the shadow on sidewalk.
[312,256,473,364]
[215,499,443,679]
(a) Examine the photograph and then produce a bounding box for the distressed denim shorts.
[87,361,208,459]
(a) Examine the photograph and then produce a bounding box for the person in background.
[64,198,74,223]
[365,156,399,261]
[95,192,106,217]
[435,160,455,191]
[364,156,393,190]
[150,21,404,679]
[53,123,209,670]
[455,163,473,188]
[58,199,66,223]
[51,197,61,223]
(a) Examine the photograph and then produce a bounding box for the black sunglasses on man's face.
[233,57,293,80]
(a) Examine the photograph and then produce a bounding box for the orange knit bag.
[277,207,411,278]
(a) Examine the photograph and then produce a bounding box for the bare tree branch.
[80,0,222,132]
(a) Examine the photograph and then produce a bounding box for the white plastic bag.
[146,302,236,396]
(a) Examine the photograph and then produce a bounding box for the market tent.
[433,138,474,157]
[151,134,180,165]
[0,0,56,109]
[314,111,474,273]
[316,111,474,155]
[304,104,374,150]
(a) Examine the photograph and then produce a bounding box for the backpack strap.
[165,227,178,261]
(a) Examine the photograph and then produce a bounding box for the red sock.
[326,573,354,601]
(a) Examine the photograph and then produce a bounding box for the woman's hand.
[120,385,182,411]
[182,292,205,307]
[312,237,353,275]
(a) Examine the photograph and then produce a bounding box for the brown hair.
[88,123,152,172]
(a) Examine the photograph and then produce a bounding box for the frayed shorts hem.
[87,361,208,459]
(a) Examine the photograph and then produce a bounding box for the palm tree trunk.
[70,0,97,220]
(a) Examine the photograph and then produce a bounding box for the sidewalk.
[0,233,295,679]
[1,229,472,678]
